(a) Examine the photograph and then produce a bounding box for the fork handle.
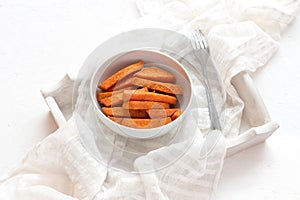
[205,81,222,130]
[198,56,222,130]
[191,29,223,130]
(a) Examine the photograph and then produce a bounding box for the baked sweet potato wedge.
[123,91,177,105]
[171,109,182,120]
[123,101,170,110]
[108,74,134,91]
[110,117,172,128]
[131,77,183,95]
[146,108,181,119]
[133,66,176,83]
[98,61,144,91]
[99,91,123,107]
[97,89,124,101]
[102,107,149,118]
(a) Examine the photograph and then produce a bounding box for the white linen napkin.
[1,0,299,199]
[0,116,226,200]
[135,0,299,138]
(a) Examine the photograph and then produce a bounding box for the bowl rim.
[90,49,193,139]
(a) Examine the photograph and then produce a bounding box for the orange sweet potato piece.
[123,101,170,110]
[120,117,172,128]
[131,77,182,95]
[108,116,123,124]
[133,66,176,83]
[171,109,182,121]
[97,89,124,101]
[98,61,144,91]
[99,92,123,107]
[123,91,177,105]
[108,74,135,91]
[102,107,149,118]
[146,108,180,119]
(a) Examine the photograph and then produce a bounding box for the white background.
[0,0,299,199]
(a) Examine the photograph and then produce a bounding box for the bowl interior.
[90,49,192,139]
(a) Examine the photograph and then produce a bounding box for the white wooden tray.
[40,73,279,157]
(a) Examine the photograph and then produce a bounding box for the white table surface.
[1,1,299,199]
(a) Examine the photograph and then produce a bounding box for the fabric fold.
[135,0,299,137]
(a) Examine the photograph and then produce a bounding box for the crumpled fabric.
[0,0,299,199]
[135,0,299,138]
[0,117,226,200]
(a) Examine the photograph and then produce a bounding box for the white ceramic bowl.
[90,49,192,139]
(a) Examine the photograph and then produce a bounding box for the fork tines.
[191,30,208,50]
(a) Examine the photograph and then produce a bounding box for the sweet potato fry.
[123,91,177,105]
[134,66,176,83]
[108,116,123,124]
[98,61,144,91]
[146,108,180,118]
[123,87,149,101]
[171,109,182,120]
[102,107,149,118]
[120,117,172,128]
[108,74,135,91]
[123,101,170,110]
[131,77,183,95]
[124,87,148,94]
[99,92,123,107]
[97,89,124,101]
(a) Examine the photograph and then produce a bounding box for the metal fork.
[191,30,221,130]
